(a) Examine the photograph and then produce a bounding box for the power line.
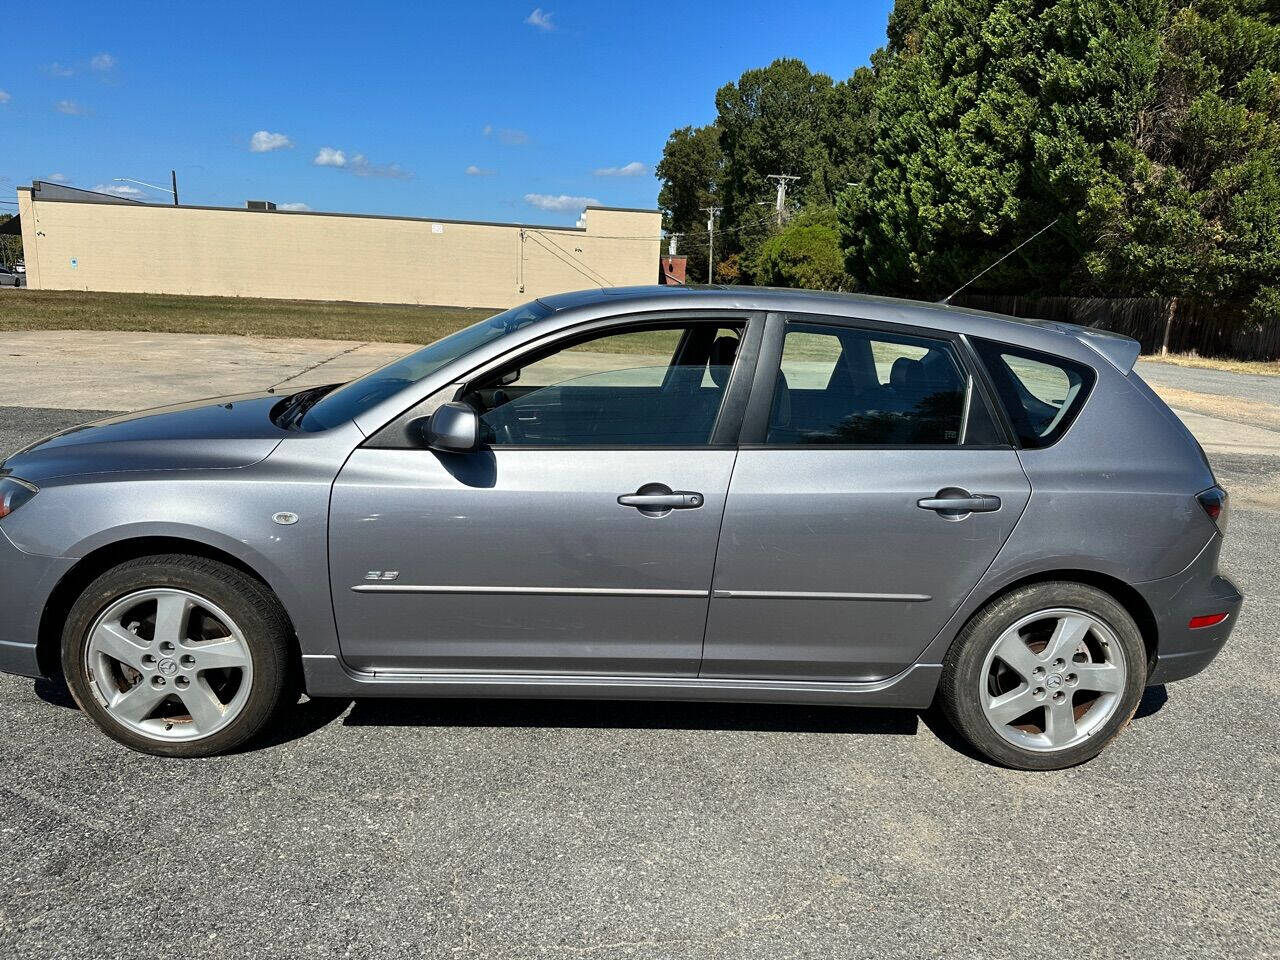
[528,228,614,286]
[525,229,614,287]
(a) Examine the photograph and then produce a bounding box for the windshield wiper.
[271,384,339,429]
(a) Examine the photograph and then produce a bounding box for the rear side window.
[766,323,1002,446]
[972,339,1095,448]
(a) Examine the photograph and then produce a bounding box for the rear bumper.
[1137,535,1243,686]
[0,527,76,679]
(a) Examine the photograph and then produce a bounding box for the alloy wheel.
[978,607,1128,753]
[84,588,254,742]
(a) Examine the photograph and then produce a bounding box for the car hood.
[2,392,288,483]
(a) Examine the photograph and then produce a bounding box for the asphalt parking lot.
[1,364,1277,959]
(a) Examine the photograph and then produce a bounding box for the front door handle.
[618,483,703,517]
[917,490,1001,514]
[618,493,703,509]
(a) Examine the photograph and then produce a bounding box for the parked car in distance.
[0,269,19,287]
[13,261,24,274]
[0,286,1241,769]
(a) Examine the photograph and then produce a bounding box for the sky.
[1,1,893,226]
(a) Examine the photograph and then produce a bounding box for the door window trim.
[738,312,1015,450]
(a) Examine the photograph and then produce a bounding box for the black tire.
[61,554,292,757]
[938,581,1147,771]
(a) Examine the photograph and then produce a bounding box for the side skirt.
[300,655,942,709]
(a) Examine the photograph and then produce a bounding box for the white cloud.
[524,193,598,212]
[47,62,74,77]
[314,147,346,167]
[46,173,69,183]
[90,52,117,71]
[0,90,9,105]
[250,130,293,152]
[465,165,494,176]
[91,183,143,197]
[277,202,311,211]
[525,8,554,30]
[483,125,528,146]
[314,147,411,179]
[349,155,411,179]
[56,99,87,116]
[594,161,648,177]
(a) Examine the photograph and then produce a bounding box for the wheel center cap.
[157,657,178,677]
[1046,673,1063,689]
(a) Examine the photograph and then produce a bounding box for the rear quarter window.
[972,339,1095,448]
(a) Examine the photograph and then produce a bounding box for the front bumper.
[1137,534,1243,686]
[0,526,76,679]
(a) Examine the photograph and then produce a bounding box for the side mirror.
[419,402,481,453]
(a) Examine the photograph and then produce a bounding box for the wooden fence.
[952,295,1280,361]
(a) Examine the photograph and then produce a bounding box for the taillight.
[1197,486,1229,533]
[0,476,38,519]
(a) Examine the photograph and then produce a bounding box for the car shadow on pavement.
[32,675,1166,753]
[338,697,919,736]
[34,676,77,709]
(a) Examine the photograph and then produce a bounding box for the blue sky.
[2,1,892,225]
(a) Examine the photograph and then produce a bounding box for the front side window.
[459,322,743,446]
[767,323,987,446]
[301,301,553,430]
[971,339,1094,448]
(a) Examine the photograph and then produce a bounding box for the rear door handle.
[618,492,703,509]
[917,493,1001,513]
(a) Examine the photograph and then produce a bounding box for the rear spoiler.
[1040,322,1141,374]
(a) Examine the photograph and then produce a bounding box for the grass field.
[3,289,1278,376]
[0,289,497,344]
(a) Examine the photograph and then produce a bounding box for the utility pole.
[766,174,799,226]
[170,170,179,206]
[700,205,721,283]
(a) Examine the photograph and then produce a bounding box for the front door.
[701,317,1032,681]
[329,317,756,676]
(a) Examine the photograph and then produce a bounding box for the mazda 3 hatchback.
[0,287,1241,769]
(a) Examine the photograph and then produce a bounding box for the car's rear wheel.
[939,582,1147,770]
[61,554,291,757]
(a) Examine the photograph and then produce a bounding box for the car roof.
[534,285,1140,373]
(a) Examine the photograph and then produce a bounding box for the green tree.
[656,124,722,282]
[1080,1,1280,335]
[715,59,850,275]
[755,210,849,290]
[840,0,1280,327]
[0,215,21,270]
[658,58,877,285]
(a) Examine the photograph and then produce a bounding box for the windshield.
[299,301,553,430]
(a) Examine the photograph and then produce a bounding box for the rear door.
[702,314,1032,681]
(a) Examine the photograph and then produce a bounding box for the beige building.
[15,182,662,308]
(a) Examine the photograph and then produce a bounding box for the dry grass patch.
[1142,352,1280,377]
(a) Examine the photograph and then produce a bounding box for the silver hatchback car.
[0,287,1241,769]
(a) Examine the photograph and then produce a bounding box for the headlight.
[0,476,38,519]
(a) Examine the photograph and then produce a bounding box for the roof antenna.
[939,217,1060,304]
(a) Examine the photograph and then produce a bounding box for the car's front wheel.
[938,582,1147,770]
[62,554,292,757]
